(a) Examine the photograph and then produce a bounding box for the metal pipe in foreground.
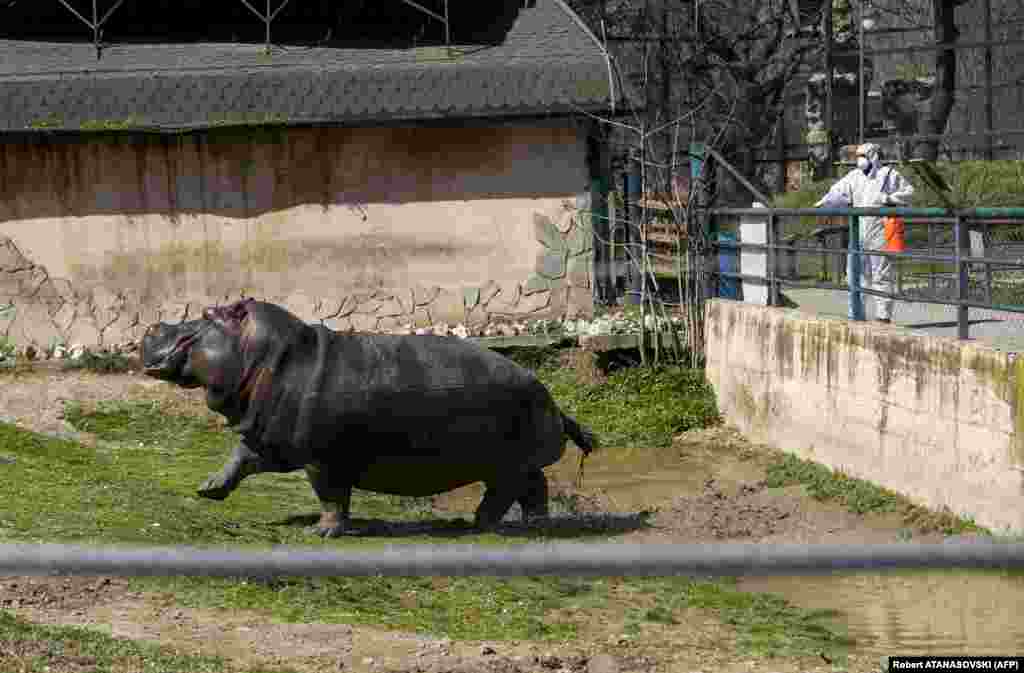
[0,541,1020,579]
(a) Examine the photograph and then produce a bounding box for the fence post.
[739,204,769,305]
[590,174,611,304]
[955,213,970,340]
[981,221,993,305]
[848,214,865,321]
[625,162,643,306]
[766,211,776,306]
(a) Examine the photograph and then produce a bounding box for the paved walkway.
[781,287,1024,353]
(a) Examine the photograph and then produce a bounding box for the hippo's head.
[143,298,308,392]
[140,317,210,388]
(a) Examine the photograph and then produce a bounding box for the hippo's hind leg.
[305,462,356,538]
[515,468,550,522]
[474,480,520,530]
[475,468,549,529]
[198,441,290,500]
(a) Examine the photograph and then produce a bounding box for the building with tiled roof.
[0,0,627,347]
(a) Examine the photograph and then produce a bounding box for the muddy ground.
[0,366,931,673]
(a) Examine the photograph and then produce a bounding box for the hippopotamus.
[140,299,597,537]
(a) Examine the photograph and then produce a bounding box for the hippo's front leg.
[304,462,357,538]
[198,441,276,500]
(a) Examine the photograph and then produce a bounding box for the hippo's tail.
[562,412,598,490]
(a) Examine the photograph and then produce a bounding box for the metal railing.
[0,540,1021,578]
[710,206,1024,340]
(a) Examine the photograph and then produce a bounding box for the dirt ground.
[0,367,920,673]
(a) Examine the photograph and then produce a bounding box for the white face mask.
[856,156,871,172]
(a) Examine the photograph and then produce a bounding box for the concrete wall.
[705,298,1024,535]
[0,122,595,348]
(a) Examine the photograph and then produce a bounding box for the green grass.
[765,451,989,536]
[682,579,854,657]
[0,611,298,673]
[0,357,853,661]
[614,576,853,660]
[60,350,137,374]
[539,363,720,448]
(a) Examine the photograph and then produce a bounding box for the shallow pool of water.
[738,568,1024,655]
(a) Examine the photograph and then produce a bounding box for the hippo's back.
[300,333,567,487]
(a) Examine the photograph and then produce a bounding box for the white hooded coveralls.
[815,143,915,321]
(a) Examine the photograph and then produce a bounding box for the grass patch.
[0,610,297,673]
[149,575,587,642]
[765,451,989,536]
[618,576,854,661]
[60,350,137,374]
[539,362,720,448]
[765,452,902,515]
[0,368,852,659]
[497,346,721,449]
[683,578,854,659]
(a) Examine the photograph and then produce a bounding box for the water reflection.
[738,569,1024,655]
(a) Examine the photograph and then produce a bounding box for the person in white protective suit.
[815,143,915,323]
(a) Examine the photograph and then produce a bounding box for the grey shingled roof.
[0,0,617,133]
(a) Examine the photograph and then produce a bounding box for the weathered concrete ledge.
[704,298,1024,535]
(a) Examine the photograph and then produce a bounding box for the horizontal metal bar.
[0,541,1020,578]
[865,128,1024,144]
[714,240,1024,267]
[713,270,1024,314]
[713,207,1024,218]
[834,36,1024,57]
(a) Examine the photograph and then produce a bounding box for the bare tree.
[584,0,823,203]
[563,1,824,364]
[869,0,999,160]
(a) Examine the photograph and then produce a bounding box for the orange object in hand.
[883,216,906,252]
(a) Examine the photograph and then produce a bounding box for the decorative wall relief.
[0,199,596,350]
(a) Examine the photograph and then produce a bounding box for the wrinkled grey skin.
[140,299,597,537]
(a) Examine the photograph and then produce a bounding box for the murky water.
[738,569,1024,655]
[438,436,1024,656]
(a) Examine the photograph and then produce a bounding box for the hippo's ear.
[203,299,253,329]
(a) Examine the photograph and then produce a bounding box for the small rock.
[540,654,562,669]
[362,657,376,666]
[480,644,497,656]
[587,655,618,673]
[498,323,516,337]
[23,345,37,361]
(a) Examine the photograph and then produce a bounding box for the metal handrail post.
[983,219,993,304]
[766,211,776,306]
[848,215,865,320]
[955,214,970,339]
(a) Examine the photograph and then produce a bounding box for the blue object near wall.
[718,232,740,300]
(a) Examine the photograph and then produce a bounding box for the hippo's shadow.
[267,510,655,539]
